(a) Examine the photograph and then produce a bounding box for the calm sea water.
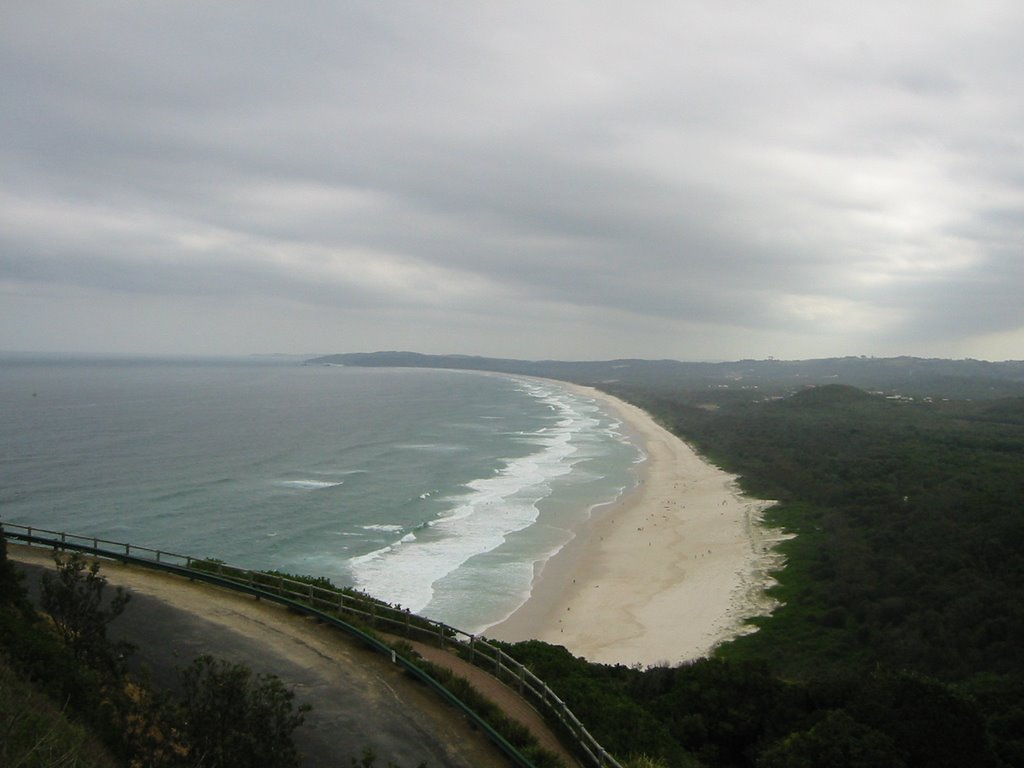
[0,356,641,632]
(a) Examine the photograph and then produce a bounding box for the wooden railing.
[2,522,623,768]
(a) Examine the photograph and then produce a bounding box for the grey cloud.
[2,2,1024,359]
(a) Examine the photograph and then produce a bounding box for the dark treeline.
[502,382,1023,767]
[502,641,996,768]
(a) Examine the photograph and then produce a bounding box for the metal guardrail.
[2,523,623,768]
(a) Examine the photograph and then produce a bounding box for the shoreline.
[486,383,787,667]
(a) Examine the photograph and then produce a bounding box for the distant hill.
[306,352,1024,400]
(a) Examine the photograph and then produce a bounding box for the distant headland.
[306,352,1024,400]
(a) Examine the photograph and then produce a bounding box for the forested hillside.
[616,385,1024,682]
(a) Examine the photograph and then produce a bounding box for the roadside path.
[11,545,517,768]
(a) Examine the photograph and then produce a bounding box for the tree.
[845,669,998,768]
[757,710,906,768]
[40,551,132,672]
[177,654,310,768]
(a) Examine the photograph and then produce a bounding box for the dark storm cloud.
[2,2,1023,359]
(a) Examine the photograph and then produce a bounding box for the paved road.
[11,546,511,768]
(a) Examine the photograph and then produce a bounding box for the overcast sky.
[2,3,1022,361]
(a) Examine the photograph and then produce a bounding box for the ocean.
[0,356,641,633]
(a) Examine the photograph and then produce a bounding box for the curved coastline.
[486,383,787,667]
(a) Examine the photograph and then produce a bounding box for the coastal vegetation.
[615,384,1024,684]
[498,379,1023,766]
[40,551,132,673]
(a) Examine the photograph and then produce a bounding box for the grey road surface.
[11,547,511,768]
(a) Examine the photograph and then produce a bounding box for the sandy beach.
[487,384,787,667]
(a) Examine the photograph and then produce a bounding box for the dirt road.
[11,545,513,768]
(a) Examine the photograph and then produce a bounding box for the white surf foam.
[348,381,600,613]
[278,479,344,490]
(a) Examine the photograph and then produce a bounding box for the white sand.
[487,384,788,667]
